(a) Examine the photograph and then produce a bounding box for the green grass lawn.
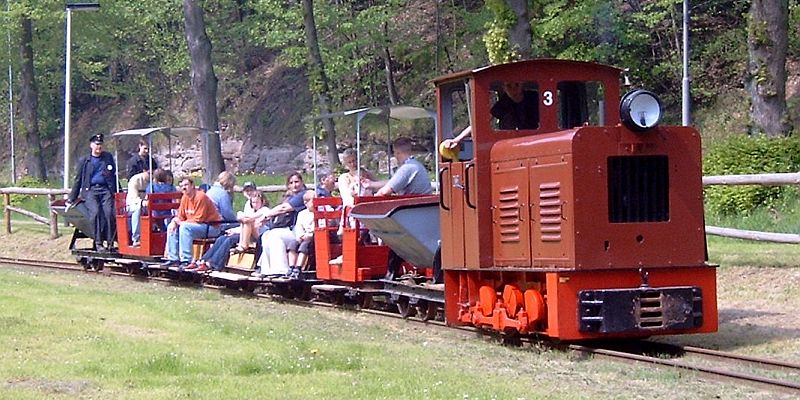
[0,267,762,400]
[0,268,562,400]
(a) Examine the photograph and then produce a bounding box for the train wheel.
[397,297,416,318]
[415,300,438,321]
[77,257,91,271]
[90,260,104,272]
[358,294,374,310]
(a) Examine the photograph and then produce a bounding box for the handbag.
[267,212,296,229]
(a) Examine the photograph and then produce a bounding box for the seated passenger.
[255,173,308,277]
[146,168,177,232]
[234,191,271,253]
[241,181,258,213]
[205,171,237,229]
[190,190,270,272]
[126,164,150,246]
[161,177,222,268]
[361,137,433,196]
[286,191,316,279]
[338,148,375,205]
[337,148,376,234]
[315,173,336,197]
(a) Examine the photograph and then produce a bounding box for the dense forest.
[0,0,798,183]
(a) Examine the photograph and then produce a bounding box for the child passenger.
[234,191,271,253]
[286,191,316,279]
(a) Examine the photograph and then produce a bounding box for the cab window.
[557,81,605,128]
[490,81,539,131]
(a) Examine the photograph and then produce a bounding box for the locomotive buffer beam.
[578,286,703,334]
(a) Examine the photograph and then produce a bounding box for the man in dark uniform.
[67,134,118,252]
[126,138,157,179]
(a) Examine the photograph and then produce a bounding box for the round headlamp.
[620,90,663,131]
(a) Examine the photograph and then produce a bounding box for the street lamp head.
[65,3,100,11]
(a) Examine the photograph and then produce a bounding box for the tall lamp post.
[63,2,99,189]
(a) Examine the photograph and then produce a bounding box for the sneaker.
[131,240,141,247]
[250,270,262,277]
[289,267,302,280]
[161,259,179,267]
[330,255,344,265]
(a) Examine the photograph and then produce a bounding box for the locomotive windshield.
[557,81,606,129]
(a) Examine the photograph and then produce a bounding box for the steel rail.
[679,344,800,371]
[569,344,800,394]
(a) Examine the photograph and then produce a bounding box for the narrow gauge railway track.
[0,256,85,272]
[569,343,800,395]
[2,257,798,395]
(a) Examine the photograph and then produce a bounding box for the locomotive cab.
[435,59,717,340]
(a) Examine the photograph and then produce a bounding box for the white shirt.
[292,208,314,239]
[126,172,149,210]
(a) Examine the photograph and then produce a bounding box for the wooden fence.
[0,184,287,239]
[1,173,798,243]
[702,172,800,244]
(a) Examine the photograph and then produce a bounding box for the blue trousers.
[166,222,221,262]
[201,234,239,271]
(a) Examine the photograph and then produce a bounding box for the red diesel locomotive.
[434,59,717,340]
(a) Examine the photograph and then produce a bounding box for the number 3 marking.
[543,91,554,106]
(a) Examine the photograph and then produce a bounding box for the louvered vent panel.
[608,156,669,223]
[497,186,521,243]
[539,182,562,242]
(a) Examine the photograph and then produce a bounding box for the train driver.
[361,137,433,196]
[491,81,539,130]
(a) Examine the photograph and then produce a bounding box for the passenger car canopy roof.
[109,126,217,139]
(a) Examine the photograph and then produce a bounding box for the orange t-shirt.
[177,190,222,224]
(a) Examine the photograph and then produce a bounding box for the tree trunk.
[183,0,225,182]
[745,0,789,137]
[302,0,339,168]
[506,0,532,59]
[382,23,400,105]
[18,16,47,181]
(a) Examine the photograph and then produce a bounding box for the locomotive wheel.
[397,297,416,318]
[415,300,438,321]
[358,294,374,310]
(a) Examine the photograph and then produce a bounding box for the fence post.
[48,194,59,239]
[4,194,10,234]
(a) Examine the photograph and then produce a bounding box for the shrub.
[703,134,800,215]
